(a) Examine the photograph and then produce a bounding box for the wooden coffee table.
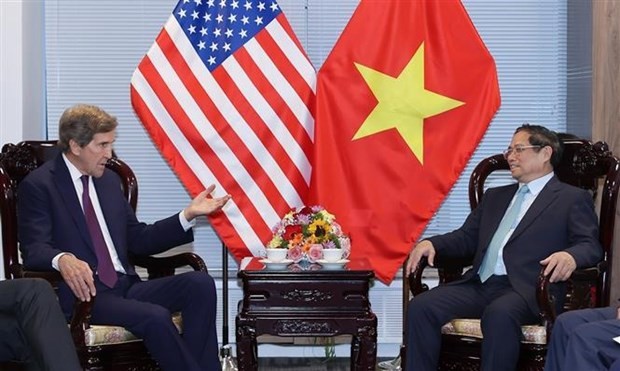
[235,257,377,370]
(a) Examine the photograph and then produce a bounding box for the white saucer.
[316,259,350,270]
[259,258,293,270]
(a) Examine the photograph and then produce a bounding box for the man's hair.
[514,124,563,168]
[57,104,118,152]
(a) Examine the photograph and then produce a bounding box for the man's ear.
[68,139,81,156]
[543,145,553,162]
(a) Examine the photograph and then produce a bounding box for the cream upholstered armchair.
[405,137,620,371]
[0,141,207,370]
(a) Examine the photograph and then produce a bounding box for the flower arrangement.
[267,205,351,263]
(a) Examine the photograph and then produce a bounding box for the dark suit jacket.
[429,175,603,315]
[17,153,193,311]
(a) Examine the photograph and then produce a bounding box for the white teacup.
[322,248,344,262]
[265,248,288,262]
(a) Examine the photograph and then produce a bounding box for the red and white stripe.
[131,13,315,259]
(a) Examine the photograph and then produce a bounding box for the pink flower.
[287,245,304,262]
[307,244,323,263]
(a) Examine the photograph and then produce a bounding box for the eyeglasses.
[502,145,541,159]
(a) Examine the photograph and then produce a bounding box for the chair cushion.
[441,318,546,345]
[84,313,183,346]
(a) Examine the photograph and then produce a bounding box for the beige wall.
[593,1,620,302]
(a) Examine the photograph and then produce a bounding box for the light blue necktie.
[478,185,529,282]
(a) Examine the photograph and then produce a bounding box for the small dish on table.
[259,258,293,270]
[316,259,350,270]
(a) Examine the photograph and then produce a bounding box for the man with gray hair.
[18,104,231,371]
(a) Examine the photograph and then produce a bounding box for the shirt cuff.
[52,252,74,271]
[179,210,196,231]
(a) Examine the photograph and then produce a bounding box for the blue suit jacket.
[429,176,603,315]
[17,153,193,311]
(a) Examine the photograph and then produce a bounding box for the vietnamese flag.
[310,0,500,283]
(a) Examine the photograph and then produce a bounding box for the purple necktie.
[81,175,118,288]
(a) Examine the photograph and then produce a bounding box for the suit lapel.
[52,154,93,250]
[507,176,560,243]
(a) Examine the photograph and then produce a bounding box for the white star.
[188,25,196,34]
[223,43,231,52]
[177,9,187,18]
[239,29,248,38]
[244,1,252,11]
[213,28,222,37]
[257,2,265,11]
[200,27,208,36]
[193,0,202,5]
[254,16,263,25]
[207,0,215,7]
[203,12,211,22]
[198,41,206,50]
[208,56,217,65]
[216,14,224,23]
[228,14,237,23]
[183,0,190,3]
[219,0,227,7]
[241,15,250,25]
[231,0,240,9]
[225,28,234,38]
[209,42,219,51]
[191,10,199,20]
[270,2,278,11]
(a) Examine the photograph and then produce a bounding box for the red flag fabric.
[131,1,315,260]
[311,0,500,283]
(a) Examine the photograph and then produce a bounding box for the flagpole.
[220,243,237,370]
[377,263,406,370]
[222,242,229,345]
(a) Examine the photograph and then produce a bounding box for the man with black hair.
[405,124,603,371]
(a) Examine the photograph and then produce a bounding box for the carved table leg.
[351,315,378,371]
[236,316,258,371]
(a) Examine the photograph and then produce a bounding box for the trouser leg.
[480,290,538,371]
[544,306,616,371]
[0,279,80,371]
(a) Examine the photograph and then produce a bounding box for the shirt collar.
[521,171,554,196]
[62,152,85,183]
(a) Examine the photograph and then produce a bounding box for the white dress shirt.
[52,154,194,272]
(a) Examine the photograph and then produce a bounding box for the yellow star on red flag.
[353,43,465,164]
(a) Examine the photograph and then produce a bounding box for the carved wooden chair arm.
[407,255,474,296]
[69,299,93,348]
[408,257,431,296]
[537,263,605,337]
[132,252,208,279]
[20,268,63,284]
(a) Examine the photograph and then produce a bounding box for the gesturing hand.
[183,184,232,222]
[58,253,96,302]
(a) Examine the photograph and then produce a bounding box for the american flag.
[130,0,316,259]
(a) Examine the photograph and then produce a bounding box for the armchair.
[407,138,620,370]
[0,140,207,370]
